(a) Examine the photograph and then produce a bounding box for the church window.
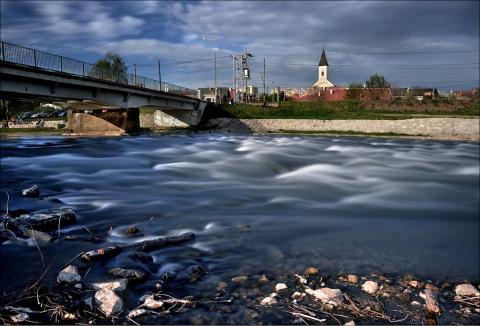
[321,71,324,77]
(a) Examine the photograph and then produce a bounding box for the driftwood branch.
[79,232,195,262]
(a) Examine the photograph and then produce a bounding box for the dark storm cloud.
[1,1,478,90]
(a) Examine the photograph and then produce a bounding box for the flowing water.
[0,133,479,314]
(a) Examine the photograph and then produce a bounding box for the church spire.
[318,48,329,67]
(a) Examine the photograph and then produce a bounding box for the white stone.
[295,274,307,284]
[455,283,480,297]
[63,312,76,321]
[344,321,356,326]
[127,309,148,319]
[142,295,164,309]
[94,288,123,317]
[261,296,278,306]
[408,280,419,288]
[275,283,288,293]
[57,265,82,284]
[291,292,303,300]
[11,313,29,323]
[305,287,343,306]
[411,300,422,306]
[92,279,128,292]
[362,281,379,294]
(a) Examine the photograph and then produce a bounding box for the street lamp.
[201,36,217,103]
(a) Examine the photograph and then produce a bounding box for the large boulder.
[57,265,82,284]
[91,279,128,292]
[6,208,76,238]
[455,283,480,297]
[94,288,123,317]
[22,185,39,198]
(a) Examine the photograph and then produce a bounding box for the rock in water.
[424,289,441,313]
[261,296,278,306]
[81,246,121,262]
[258,274,269,285]
[275,283,288,293]
[11,313,29,323]
[22,185,39,197]
[94,288,123,317]
[347,274,358,284]
[305,267,319,275]
[127,309,148,319]
[57,265,82,284]
[108,268,146,281]
[362,281,379,294]
[305,287,344,306]
[231,275,248,285]
[91,279,128,292]
[455,283,480,297]
[292,292,302,300]
[126,226,139,234]
[408,280,420,288]
[142,295,165,309]
[6,208,76,237]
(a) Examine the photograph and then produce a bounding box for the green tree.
[90,52,128,84]
[365,74,390,88]
[345,82,364,100]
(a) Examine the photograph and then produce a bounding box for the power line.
[134,55,232,68]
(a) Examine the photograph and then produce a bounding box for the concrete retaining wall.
[204,118,480,140]
[140,110,201,129]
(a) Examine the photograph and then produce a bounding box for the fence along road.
[0,41,198,98]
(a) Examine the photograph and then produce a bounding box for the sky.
[1,0,479,91]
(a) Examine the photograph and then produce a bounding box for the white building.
[312,48,335,89]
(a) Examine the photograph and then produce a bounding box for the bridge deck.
[0,41,198,99]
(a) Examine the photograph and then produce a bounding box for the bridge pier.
[67,108,139,135]
[153,109,202,128]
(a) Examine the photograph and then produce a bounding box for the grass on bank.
[201,100,480,120]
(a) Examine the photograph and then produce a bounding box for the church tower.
[312,48,335,89]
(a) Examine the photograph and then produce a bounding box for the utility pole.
[284,81,286,101]
[202,36,217,103]
[158,60,162,91]
[133,64,137,86]
[262,58,266,106]
[242,48,252,103]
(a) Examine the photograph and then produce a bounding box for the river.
[0,133,479,318]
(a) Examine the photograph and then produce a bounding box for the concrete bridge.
[0,42,206,133]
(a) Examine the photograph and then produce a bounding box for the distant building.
[390,88,409,99]
[270,87,281,95]
[246,86,259,97]
[198,87,231,104]
[454,88,479,99]
[312,48,335,89]
[407,88,438,99]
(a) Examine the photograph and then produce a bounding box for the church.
[312,48,335,89]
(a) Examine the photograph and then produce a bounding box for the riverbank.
[1,117,479,141]
[1,262,479,325]
[202,117,480,141]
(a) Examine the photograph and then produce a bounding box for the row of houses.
[197,48,478,104]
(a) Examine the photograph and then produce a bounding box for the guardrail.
[0,41,199,98]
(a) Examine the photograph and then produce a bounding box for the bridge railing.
[0,41,199,98]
